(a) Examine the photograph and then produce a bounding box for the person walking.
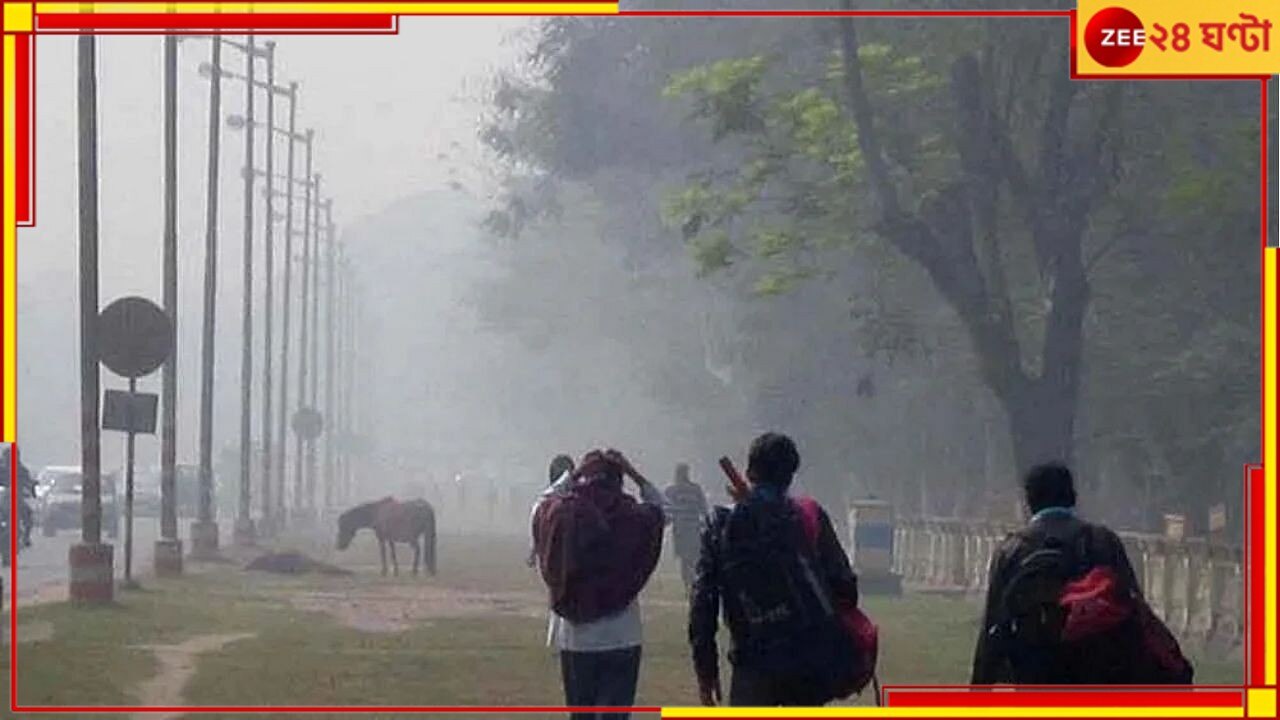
[970,462,1192,685]
[663,463,708,594]
[688,432,860,706]
[532,449,665,720]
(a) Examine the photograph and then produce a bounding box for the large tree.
[661,16,1258,482]
[478,13,1260,524]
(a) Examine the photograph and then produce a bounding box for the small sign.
[1208,504,1227,533]
[1164,513,1186,541]
[102,390,158,434]
[291,407,324,439]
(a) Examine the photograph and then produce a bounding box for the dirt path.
[2,620,53,645]
[284,581,546,633]
[131,632,255,720]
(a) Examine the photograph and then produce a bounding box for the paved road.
[10,518,170,606]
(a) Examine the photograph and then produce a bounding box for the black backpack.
[716,503,843,674]
[997,526,1141,684]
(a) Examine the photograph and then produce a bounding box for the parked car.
[133,467,163,518]
[37,466,119,538]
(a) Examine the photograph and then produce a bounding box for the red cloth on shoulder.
[533,479,663,623]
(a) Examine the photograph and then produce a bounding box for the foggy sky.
[18,21,525,470]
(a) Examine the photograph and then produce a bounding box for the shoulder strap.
[792,496,821,550]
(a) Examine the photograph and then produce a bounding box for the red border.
[36,13,399,31]
[885,689,1244,708]
[13,32,30,226]
[3,3,1273,716]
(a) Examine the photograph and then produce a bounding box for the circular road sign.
[97,297,173,379]
[292,408,324,439]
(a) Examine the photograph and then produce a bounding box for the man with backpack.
[971,462,1192,685]
[688,432,864,707]
[532,449,665,719]
[663,463,709,594]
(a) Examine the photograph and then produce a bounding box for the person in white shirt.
[528,454,576,568]
[531,449,666,720]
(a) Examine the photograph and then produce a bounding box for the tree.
[480,14,1261,524]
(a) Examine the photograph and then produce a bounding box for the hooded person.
[532,449,666,720]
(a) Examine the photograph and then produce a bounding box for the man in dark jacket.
[688,432,859,706]
[2,445,36,548]
[971,462,1142,685]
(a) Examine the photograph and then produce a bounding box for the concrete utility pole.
[234,34,258,547]
[293,146,315,520]
[70,33,112,604]
[276,83,299,527]
[259,41,277,535]
[304,187,324,515]
[323,207,336,513]
[156,32,183,576]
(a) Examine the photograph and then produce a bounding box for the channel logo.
[1084,6,1146,68]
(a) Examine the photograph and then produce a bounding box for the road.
[10,518,169,606]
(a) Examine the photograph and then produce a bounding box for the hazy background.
[18,22,524,473]
[14,11,1270,537]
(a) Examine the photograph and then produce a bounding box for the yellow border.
[0,3,1275,717]
[662,708,1243,718]
[3,33,16,443]
[1268,246,1278,687]
[34,2,619,15]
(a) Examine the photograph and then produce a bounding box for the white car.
[37,466,119,538]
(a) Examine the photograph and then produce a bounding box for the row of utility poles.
[70,33,364,603]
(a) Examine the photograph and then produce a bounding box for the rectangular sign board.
[102,389,158,435]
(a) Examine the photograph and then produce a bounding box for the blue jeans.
[560,646,641,720]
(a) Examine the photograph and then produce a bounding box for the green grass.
[1,534,1244,716]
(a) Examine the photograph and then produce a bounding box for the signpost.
[98,297,173,589]
[291,407,324,441]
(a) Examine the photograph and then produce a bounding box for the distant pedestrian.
[528,454,575,568]
[663,463,708,593]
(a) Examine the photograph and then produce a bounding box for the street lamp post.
[187,34,271,557]
[226,111,306,529]
[334,248,347,506]
[276,82,299,528]
[256,166,317,522]
[304,186,324,517]
[258,41,277,536]
[156,32,183,576]
[294,152,316,521]
[233,34,258,547]
[323,208,337,513]
[191,36,223,560]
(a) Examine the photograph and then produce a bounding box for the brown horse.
[336,497,437,576]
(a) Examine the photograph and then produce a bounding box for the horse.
[336,497,437,577]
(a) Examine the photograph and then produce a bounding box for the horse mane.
[340,498,395,527]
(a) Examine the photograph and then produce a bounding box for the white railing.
[890,517,1244,651]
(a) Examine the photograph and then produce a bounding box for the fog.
[15,14,1267,540]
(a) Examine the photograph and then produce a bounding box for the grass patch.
[1,534,1244,714]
